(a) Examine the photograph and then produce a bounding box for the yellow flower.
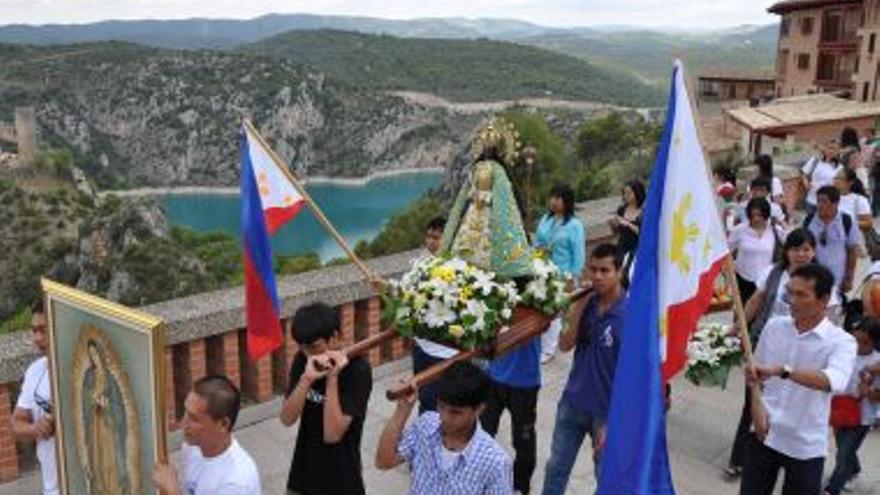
[448,324,465,338]
[431,266,455,282]
[459,286,473,302]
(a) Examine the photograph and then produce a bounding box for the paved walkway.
[4,349,879,495]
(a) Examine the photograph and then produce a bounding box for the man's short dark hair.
[590,243,622,269]
[750,176,771,193]
[30,299,44,316]
[426,216,446,232]
[292,302,339,345]
[435,361,489,408]
[790,263,835,300]
[855,317,880,350]
[193,375,241,431]
[816,185,840,204]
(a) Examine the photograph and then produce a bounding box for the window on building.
[779,49,790,76]
[781,18,791,37]
[864,81,870,101]
[817,53,836,81]
[801,17,814,35]
[798,53,811,69]
[822,13,842,42]
[870,33,877,54]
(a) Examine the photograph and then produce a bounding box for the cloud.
[0,0,778,28]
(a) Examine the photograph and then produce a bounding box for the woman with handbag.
[728,198,786,304]
[824,318,880,495]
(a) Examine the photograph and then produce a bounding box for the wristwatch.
[780,365,793,380]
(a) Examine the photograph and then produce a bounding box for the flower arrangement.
[685,322,743,389]
[521,254,572,317]
[384,255,519,350]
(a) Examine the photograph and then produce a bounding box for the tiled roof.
[698,67,777,82]
[768,0,861,15]
[725,93,880,130]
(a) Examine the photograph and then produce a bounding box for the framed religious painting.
[42,278,167,495]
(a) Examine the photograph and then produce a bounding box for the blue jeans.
[825,426,871,494]
[541,398,605,495]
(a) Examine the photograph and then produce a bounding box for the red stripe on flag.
[265,201,305,235]
[661,256,727,380]
[243,249,284,360]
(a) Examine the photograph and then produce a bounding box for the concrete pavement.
[4,348,879,495]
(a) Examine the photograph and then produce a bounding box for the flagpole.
[242,118,384,286]
[677,62,759,369]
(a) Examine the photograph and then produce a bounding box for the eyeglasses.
[34,393,52,415]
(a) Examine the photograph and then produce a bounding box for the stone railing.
[0,175,807,484]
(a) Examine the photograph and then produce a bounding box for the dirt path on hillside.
[388,90,636,114]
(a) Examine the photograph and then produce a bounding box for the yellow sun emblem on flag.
[670,193,701,275]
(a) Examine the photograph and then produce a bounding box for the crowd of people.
[9,127,880,495]
[718,126,880,495]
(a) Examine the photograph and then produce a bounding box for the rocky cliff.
[0,41,632,190]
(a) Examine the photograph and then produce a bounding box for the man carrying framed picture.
[10,300,58,495]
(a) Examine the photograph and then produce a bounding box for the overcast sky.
[2,0,778,29]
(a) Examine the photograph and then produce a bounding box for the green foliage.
[34,147,74,177]
[499,110,566,215]
[356,195,444,259]
[276,253,322,275]
[0,307,31,336]
[574,166,615,202]
[570,112,662,201]
[244,30,665,106]
[526,26,777,89]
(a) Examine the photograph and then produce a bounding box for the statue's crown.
[470,117,522,168]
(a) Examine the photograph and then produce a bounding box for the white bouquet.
[384,254,519,350]
[520,254,572,316]
[685,322,743,389]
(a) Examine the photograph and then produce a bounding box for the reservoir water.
[161,172,444,261]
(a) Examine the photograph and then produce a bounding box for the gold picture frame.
[42,278,167,495]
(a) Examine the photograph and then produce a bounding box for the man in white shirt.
[10,300,58,495]
[740,264,858,495]
[153,375,261,495]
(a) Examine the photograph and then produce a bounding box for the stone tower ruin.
[14,107,37,166]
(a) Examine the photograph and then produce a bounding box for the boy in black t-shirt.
[280,302,373,495]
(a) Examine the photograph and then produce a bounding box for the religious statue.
[442,117,534,278]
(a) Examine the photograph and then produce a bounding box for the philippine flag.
[240,123,306,360]
[597,60,728,495]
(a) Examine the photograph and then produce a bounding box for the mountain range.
[0,14,779,86]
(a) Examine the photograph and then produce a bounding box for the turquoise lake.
[161,172,444,261]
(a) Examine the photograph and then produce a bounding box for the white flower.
[500,308,513,320]
[464,299,489,321]
[525,279,548,300]
[424,300,457,328]
[445,258,469,272]
[473,270,496,295]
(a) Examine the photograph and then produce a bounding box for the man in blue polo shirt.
[541,243,626,495]
[481,325,541,494]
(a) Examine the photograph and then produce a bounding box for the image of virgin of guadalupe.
[81,339,132,495]
[442,117,534,279]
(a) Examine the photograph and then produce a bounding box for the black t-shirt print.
[286,352,373,495]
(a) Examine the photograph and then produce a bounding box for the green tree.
[356,195,444,259]
[500,110,567,218]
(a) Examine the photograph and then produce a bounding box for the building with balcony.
[771,0,862,97]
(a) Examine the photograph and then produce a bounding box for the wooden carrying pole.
[385,287,591,400]
[242,118,382,284]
